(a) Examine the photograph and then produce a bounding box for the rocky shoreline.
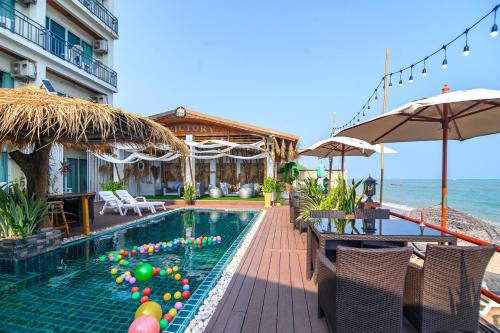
[403,204,500,244]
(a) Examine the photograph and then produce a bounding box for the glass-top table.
[306,218,457,280]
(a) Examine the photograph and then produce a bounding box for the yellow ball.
[174,291,181,299]
[172,265,179,272]
[117,254,122,260]
[135,301,163,320]
[148,246,154,253]
[125,271,131,276]
[116,276,123,284]
[168,308,177,318]
[174,273,181,281]
[119,259,124,265]
[166,268,172,275]
[163,293,172,302]
[110,268,118,275]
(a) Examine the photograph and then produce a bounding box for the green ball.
[131,291,140,300]
[99,256,106,262]
[134,263,154,282]
[133,246,137,250]
[122,260,129,267]
[160,319,168,330]
[202,239,207,246]
[160,270,166,276]
[113,257,119,263]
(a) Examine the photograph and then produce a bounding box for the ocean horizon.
[363,179,500,226]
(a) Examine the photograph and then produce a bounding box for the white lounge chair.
[98,191,155,216]
[115,190,166,211]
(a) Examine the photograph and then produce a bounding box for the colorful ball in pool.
[159,318,168,330]
[172,266,179,272]
[117,254,122,260]
[163,293,171,302]
[131,286,139,293]
[135,301,163,321]
[174,291,181,299]
[109,256,114,262]
[111,268,118,275]
[174,302,183,310]
[168,308,177,318]
[134,263,154,282]
[122,260,129,267]
[143,287,151,296]
[140,295,149,304]
[128,315,160,333]
[116,276,123,284]
[217,236,222,242]
[166,268,172,275]
[163,313,173,323]
[129,277,137,284]
[123,250,129,256]
[99,255,106,262]
[181,278,189,286]
[174,273,181,281]
[131,291,141,301]
[131,249,137,256]
[125,275,131,282]
[113,257,119,263]
[183,285,190,291]
[159,269,166,276]
[182,291,190,299]
[125,271,131,276]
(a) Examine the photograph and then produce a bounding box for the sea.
[370,179,500,227]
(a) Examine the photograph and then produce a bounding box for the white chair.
[115,190,166,211]
[98,191,154,216]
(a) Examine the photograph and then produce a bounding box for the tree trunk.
[9,143,53,229]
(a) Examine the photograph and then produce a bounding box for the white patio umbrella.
[300,136,396,176]
[337,85,500,229]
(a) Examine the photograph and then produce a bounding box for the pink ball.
[129,277,137,284]
[128,315,160,333]
[109,256,114,262]
[125,275,131,282]
[174,301,183,310]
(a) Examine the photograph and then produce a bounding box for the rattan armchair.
[403,244,495,333]
[354,208,390,219]
[318,246,413,333]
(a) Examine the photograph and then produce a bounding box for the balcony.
[76,0,118,35]
[0,3,117,88]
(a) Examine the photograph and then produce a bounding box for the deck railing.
[76,0,118,34]
[390,210,500,304]
[0,3,117,87]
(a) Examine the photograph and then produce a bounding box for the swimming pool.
[0,208,260,333]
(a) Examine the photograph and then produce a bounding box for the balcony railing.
[0,3,117,88]
[76,0,118,34]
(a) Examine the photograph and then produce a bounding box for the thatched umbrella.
[0,86,186,226]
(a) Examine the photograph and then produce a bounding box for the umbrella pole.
[328,157,333,187]
[341,145,345,178]
[441,85,450,229]
[380,48,389,206]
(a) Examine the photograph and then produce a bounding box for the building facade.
[0,0,118,193]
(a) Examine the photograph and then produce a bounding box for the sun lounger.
[98,191,155,216]
[115,190,166,211]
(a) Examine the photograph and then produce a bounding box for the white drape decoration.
[93,139,269,164]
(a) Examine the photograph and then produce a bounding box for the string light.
[491,6,498,38]
[463,29,470,56]
[441,45,448,69]
[332,4,499,132]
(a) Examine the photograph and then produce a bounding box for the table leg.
[82,196,90,236]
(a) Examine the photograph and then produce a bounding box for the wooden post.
[82,195,90,236]
[441,84,450,229]
[380,48,389,206]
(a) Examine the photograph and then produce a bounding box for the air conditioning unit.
[91,94,108,104]
[16,0,37,5]
[69,44,83,67]
[93,40,108,54]
[11,60,37,81]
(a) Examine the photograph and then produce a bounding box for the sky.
[114,0,500,179]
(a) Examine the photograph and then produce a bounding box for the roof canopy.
[0,86,187,154]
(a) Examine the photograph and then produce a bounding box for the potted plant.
[261,177,276,208]
[99,180,125,194]
[274,181,285,206]
[183,183,195,206]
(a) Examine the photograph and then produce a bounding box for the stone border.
[183,209,267,333]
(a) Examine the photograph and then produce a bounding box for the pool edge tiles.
[170,209,267,333]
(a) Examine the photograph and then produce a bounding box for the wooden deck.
[205,206,330,333]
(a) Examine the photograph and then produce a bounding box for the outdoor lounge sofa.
[115,190,166,211]
[403,244,495,333]
[318,246,413,333]
[98,191,156,216]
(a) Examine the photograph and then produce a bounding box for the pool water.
[0,209,259,333]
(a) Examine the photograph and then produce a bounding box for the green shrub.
[183,183,195,201]
[99,180,125,193]
[261,177,277,193]
[0,183,50,239]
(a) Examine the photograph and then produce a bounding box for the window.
[0,152,8,183]
[68,31,81,48]
[64,158,88,193]
[0,71,14,88]
[0,0,15,20]
[47,18,66,58]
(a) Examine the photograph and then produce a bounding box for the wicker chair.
[318,246,413,333]
[293,195,309,233]
[403,244,495,333]
[310,210,346,219]
[354,208,390,219]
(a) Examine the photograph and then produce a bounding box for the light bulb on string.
[374,89,378,102]
[463,29,470,56]
[409,65,414,84]
[422,58,428,77]
[491,7,498,38]
[441,46,448,69]
[388,74,393,88]
[367,101,371,111]
[398,70,403,87]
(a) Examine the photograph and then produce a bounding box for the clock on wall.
[175,106,186,118]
